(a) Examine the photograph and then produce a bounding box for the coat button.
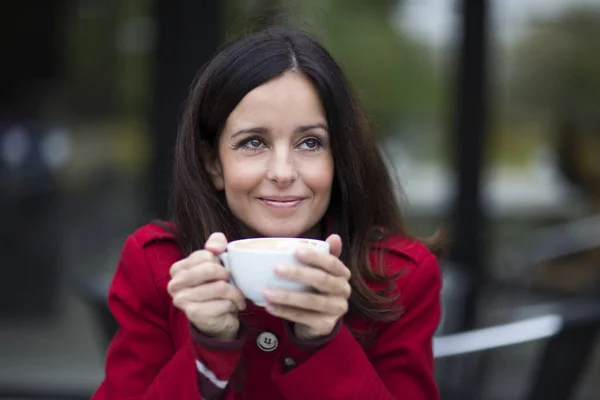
[257,331,278,352]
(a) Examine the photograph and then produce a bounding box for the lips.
[257,197,306,209]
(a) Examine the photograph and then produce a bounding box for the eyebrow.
[294,123,328,133]
[231,123,328,138]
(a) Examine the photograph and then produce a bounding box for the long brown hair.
[170,27,438,326]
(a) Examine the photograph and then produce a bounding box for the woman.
[93,27,442,400]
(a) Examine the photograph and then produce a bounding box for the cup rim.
[227,237,329,253]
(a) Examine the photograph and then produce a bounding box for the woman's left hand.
[263,234,351,341]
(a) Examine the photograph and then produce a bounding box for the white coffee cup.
[219,237,330,307]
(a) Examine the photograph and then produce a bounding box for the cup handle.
[219,252,236,286]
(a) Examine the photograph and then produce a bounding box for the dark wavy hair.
[170,26,441,325]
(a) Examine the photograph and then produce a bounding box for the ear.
[207,158,224,190]
[200,143,224,190]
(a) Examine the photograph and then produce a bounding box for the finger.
[265,303,336,334]
[264,289,348,315]
[172,281,246,311]
[170,250,217,277]
[188,249,220,265]
[295,248,351,279]
[186,299,238,320]
[275,265,352,297]
[204,232,228,255]
[168,262,229,294]
[326,234,343,258]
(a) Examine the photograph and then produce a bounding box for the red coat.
[93,223,441,400]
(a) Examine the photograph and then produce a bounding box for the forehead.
[225,71,326,128]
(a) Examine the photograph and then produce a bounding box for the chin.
[248,220,317,238]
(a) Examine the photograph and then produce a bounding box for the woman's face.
[213,71,334,238]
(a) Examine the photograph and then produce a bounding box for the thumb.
[204,232,228,255]
[326,234,343,258]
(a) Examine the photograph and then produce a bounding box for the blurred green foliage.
[509,6,600,199]
[510,7,600,121]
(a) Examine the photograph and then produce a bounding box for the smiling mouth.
[258,198,305,209]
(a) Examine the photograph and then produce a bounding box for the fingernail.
[263,289,275,299]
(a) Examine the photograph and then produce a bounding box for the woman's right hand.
[167,232,246,340]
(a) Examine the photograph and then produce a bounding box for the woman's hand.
[263,234,351,341]
[167,233,246,341]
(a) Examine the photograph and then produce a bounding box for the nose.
[266,148,298,186]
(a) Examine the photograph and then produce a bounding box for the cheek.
[223,170,259,196]
[301,156,334,194]
[222,164,258,215]
[220,153,265,192]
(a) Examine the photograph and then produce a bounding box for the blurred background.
[1,0,600,399]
